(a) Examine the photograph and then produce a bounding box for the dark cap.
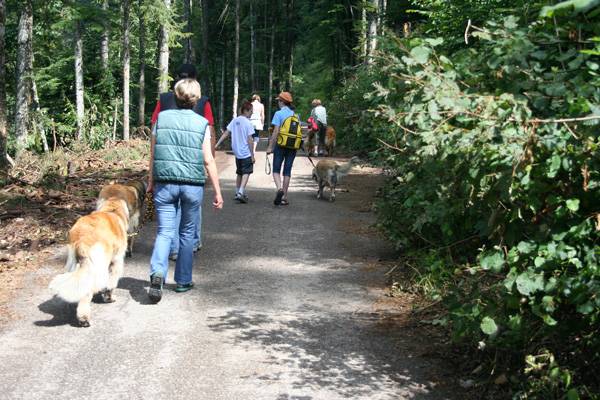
[176,64,198,80]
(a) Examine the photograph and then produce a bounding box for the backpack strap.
[160,92,208,119]
[159,92,177,111]
[193,96,209,118]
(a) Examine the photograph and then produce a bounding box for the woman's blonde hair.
[174,78,201,109]
[311,99,321,107]
[252,94,261,102]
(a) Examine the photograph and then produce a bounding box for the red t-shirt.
[150,100,215,126]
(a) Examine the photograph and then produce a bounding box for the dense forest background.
[1,0,600,398]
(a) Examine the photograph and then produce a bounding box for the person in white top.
[249,94,265,153]
[310,99,328,156]
[215,101,255,203]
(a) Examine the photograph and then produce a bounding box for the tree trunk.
[366,0,378,64]
[138,0,146,126]
[232,0,239,118]
[267,22,274,126]
[15,0,33,156]
[250,0,255,92]
[122,0,130,140]
[183,0,194,64]
[361,4,367,60]
[218,56,224,130]
[286,0,294,91]
[101,0,109,70]
[379,0,386,36]
[0,0,7,168]
[157,0,171,94]
[30,79,49,152]
[74,19,84,139]
[200,0,210,96]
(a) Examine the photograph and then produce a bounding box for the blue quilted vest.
[153,109,207,185]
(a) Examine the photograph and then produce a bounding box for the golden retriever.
[48,197,129,327]
[97,181,145,256]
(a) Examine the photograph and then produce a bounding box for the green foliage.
[333,8,600,397]
[540,0,600,17]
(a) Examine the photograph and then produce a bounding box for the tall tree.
[74,19,85,139]
[366,0,379,64]
[157,0,171,94]
[250,0,255,92]
[267,22,274,124]
[232,0,239,118]
[200,0,210,96]
[15,0,33,156]
[361,4,367,60]
[30,78,49,153]
[378,0,386,36]
[122,0,130,140]
[285,0,295,91]
[138,0,146,127]
[218,55,224,129]
[183,0,194,64]
[100,0,109,70]
[0,0,7,168]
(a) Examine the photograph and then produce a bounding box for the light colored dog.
[49,197,129,327]
[97,181,145,256]
[312,156,359,202]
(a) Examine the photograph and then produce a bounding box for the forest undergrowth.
[332,4,600,399]
[0,140,148,322]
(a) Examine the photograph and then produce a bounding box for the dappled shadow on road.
[207,309,440,399]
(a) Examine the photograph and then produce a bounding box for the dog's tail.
[335,157,358,178]
[49,244,109,303]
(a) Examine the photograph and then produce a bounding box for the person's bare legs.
[282,175,291,200]
[273,173,282,191]
[240,174,250,192]
[236,175,242,194]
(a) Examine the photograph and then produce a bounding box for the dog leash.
[265,153,272,175]
[306,154,316,168]
[144,191,155,222]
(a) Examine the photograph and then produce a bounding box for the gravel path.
[0,144,455,400]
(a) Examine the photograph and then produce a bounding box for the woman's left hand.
[213,193,224,210]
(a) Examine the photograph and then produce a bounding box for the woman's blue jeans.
[150,183,204,285]
[170,204,202,255]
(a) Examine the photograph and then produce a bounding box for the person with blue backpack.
[266,91,302,206]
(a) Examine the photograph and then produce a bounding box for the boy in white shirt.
[215,101,255,203]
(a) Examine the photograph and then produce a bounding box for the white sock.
[236,187,240,195]
[239,187,245,195]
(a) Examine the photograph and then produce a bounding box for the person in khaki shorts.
[216,100,256,203]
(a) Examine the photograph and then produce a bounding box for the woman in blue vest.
[147,79,223,303]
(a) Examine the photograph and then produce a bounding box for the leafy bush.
[334,10,600,398]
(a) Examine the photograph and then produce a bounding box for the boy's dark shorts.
[236,156,254,175]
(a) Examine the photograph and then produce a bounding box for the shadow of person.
[118,277,157,305]
[34,297,80,328]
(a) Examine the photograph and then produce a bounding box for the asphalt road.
[0,143,455,400]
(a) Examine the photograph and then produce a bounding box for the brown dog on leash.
[49,197,129,327]
[97,181,146,256]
